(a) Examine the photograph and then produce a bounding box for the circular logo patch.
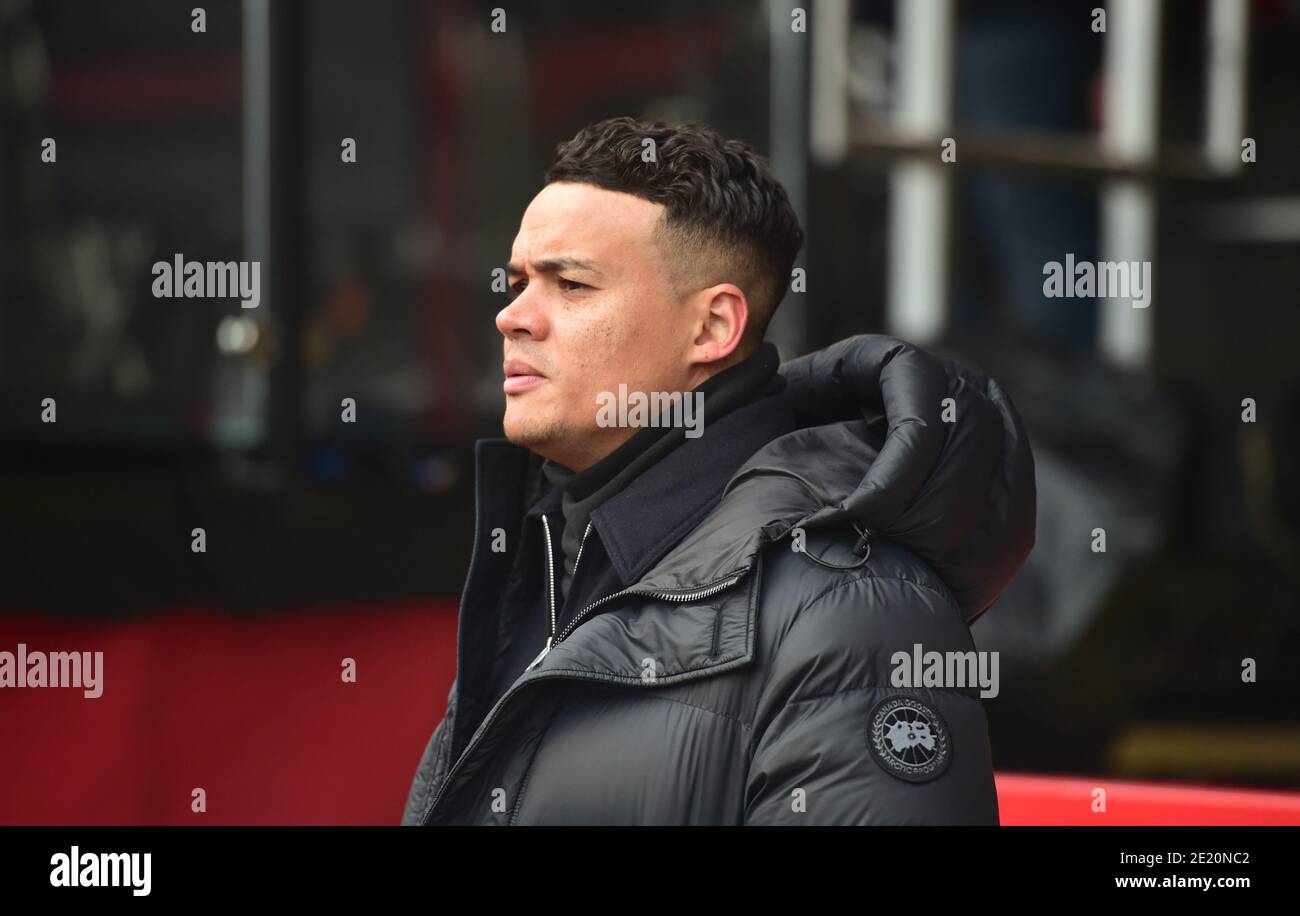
[867,696,952,783]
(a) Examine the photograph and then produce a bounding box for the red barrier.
[996,773,1300,825]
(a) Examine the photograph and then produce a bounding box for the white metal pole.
[768,0,810,357]
[809,0,851,167]
[886,0,954,345]
[1099,0,1163,370]
[1205,0,1251,173]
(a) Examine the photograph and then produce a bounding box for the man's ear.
[689,283,748,368]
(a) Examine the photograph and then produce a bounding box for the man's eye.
[558,278,587,291]
[509,279,527,297]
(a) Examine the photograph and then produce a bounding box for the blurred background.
[1,0,1298,824]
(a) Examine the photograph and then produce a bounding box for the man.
[401,116,1035,825]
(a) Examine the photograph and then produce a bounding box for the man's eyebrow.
[505,256,603,278]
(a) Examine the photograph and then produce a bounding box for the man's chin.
[502,414,563,456]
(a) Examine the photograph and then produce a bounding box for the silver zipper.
[421,564,751,824]
[535,515,558,668]
[572,518,593,579]
[527,516,592,672]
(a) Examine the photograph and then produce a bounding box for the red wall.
[0,603,456,825]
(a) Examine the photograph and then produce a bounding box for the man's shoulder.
[752,529,970,677]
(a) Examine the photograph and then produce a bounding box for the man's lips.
[503,358,547,394]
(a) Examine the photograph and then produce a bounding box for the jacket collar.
[523,388,800,587]
[469,389,808,683]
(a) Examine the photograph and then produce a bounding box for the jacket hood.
[770,335,1036,623]
[634,335,1036,626]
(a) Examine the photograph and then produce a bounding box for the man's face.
[498,181,707,471]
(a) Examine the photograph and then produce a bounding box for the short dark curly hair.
[545,116,804,352]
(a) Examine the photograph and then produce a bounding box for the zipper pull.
[525,636,553,672]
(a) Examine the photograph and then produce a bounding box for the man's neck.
[539,341,784,500]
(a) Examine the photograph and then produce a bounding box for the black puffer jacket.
[402,335,1035,825]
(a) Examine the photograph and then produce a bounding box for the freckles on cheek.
[569,309,630,377]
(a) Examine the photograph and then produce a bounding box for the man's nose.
[496,288,546,339]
